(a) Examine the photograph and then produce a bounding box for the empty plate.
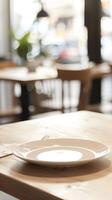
[13,138,110,167]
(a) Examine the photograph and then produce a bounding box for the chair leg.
[78,81,91,110]
[61,80,64,113]
[68,81,72,112]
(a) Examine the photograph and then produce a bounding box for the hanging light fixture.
[36,1,49,18]
[36,8,49,18]
[31,0,49,59]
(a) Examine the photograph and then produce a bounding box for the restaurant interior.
[1,0,112,125]
[1,0,112,199]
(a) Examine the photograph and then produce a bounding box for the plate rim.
[13,138,110,167]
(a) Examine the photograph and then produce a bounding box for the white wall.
[0,0,10,57]
[0,0,14,112]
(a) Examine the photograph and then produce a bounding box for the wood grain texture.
[0,111,112,199]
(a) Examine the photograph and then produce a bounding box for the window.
[101,0,112,62]
[11,0,86,63]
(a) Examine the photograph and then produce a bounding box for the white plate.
[13,139,110,167]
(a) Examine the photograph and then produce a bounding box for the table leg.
[20,84,30,121]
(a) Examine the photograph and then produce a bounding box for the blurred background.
[1,0,112,63]
[1,0,112,125]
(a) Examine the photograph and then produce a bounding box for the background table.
[0,111,112,200]
[0,66,57,121]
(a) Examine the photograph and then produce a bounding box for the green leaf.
[16,32,32,61]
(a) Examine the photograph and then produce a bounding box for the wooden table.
[0,111,112,200]
[0,66,57,121]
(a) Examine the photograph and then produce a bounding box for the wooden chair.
[0,60,16,69]
[56,64,92,113]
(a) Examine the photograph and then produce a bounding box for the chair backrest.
[57,64,92,81]
[56,63,92,112]
[0,60,16,69]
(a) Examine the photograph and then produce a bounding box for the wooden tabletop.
[0,66,57,83]
[0,111,112,200]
